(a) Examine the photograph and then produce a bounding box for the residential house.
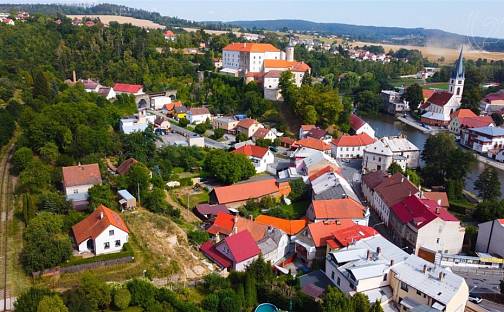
[117,189,136,210]
[209,178,291,209]
[309,167,359,201]
[116,158,139,176]
[423,192,450,209]
[80,79,100,93]
[368,173,419,226]
[212,116,239,133]
[113,83,144,96]
[475,219,504,258]
[306,198,369,225]
[232,144,274,173]
[381,89,409,114]
[480,90,504,113]
[162,101,183,116]
[194,203,229,221]
[293,219,355,267]
[72,205,129,255]
[62,163,102,210]
[331,133,375,159]
[461,126,504,154]
[389,255,468,312]
[252,128,277,142]
[207,213,268,242]
[200,230,261,271]
[361,171,388,205]
[389,195,465,255]
[187,107,211,124]
[257,227,290,264]
[297,150,340,177]
[98,87,116,100]
[150,95,172,110]
[236,118,263,138]
[255,215,307,236]
[325,234,468,312]
[362,135,420,173]
[154,116,170,131]
[120,110,156,134]
[174,105,188,120]
[292,137,332,155]
[262,59,311,101]
[163,30,176,41]
[350,114,375,138]
[299,125,316,139]
[306,127,331,142]
[448,109,477,134]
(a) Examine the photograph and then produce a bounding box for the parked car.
[468,293,482,304]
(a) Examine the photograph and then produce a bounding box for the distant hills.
[224,19,504,52]
[1,3,504,52]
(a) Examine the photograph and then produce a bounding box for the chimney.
[406,174,410,181]
[401,176,404,183]
[72,70,77,83]
[367,249,371,260]
[422,264,427,273]
[439,271,444,281]
[435,207,440,214]
[215,232,221,243]
[233,214,238,235]
[390,259,395,266]
[99,211,104,219]
[437,199,442,206]
[336,219,341,225]
[376,247,381,255]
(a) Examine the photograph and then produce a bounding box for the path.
[165,190,200,223]
[0,144,14,311]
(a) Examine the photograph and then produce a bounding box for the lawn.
[267,200,310,220]
[390,78,425,88]
[424,82,449,90]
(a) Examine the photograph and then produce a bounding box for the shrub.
[113,287,132,310]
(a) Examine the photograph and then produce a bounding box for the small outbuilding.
[118,189,136,210]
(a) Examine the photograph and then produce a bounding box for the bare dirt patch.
[67,15,165,29]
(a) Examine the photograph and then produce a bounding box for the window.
[337,277,341,286]
[115,240,121,247]
[400,282,408,292]
[104,242,110,249]
[416,290,422,295]
[331,271,335,280]
[73,189,79,194]
[383,273,387,281]
[436,238,440,244]
[109,230,114,236]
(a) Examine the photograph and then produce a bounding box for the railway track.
[0,145,14,311]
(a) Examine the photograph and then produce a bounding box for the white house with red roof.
[350,114,375,138]
[72,205,129,255]
[163,30,176,41]
[232,144,274,173]
[252,127,278,142]
[389,195,464,255]
[62,163,102,209]
[222,42,282,74]
[480,90,504,113]
[236,118,263,138]
[331,133,375,159]
[187,107,211,124]
[113,83,144,96]
[476,219,504,258]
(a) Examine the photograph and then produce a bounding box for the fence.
[33,256,134,277]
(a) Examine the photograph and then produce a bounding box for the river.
[361,114,504,196]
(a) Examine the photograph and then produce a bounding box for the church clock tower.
[449,47,465,103]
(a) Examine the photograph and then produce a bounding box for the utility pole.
[137,183,141,207]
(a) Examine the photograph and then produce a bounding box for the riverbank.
[396,115,447,135]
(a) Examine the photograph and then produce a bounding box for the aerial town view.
[1,0,504,311]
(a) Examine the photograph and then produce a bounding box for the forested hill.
[226,19,504,52]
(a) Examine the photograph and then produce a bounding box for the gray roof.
[451,47,464,80]
[470,126,504,137]
[257,227,285,255]
[390,255,467,305]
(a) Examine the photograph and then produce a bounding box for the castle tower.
[286,37,294,62]
[449,47,465,103]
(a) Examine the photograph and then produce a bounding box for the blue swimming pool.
[255,303,279,312]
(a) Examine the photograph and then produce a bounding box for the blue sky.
[12,0,504,38]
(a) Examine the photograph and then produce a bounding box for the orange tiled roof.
[255,215,307,235]
[327,224,378,249]
[451,108,477,119]
[237,118,258,129]
[301,125,316,131]
[293,137,331,151]
[72,205,129,244]
[223,42,280,53]
[423,192,449,208]
[164,101,183,111]
[233,144,269,158]
[207,213,268,241]
[307,220,354,248]
[264,59,311,72]
[332,133,375,147]
[116,158,138,176]
[422,89,435,99]
[311,198,366,220]
[308,165,338,182]
[213,178,290,205]
[207,212,234,235]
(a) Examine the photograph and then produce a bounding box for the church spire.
[451,46,464,80]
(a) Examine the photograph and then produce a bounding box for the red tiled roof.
[451,109,477,119]
[350,114,366,131]
[484,91,504,103]
[307,128,327,140]
[498,219,504,225]
[62,164,102,188]
[374,173,418,208]
[263,59,310,72]
[200,240,232,268]
[391,195,459,229]
[224,230,260,262]
[255,215,308,235]
[301,125,316,131]
[423,192,449,208]
[332,133,375,147]
[207,212,234,235]
[460,116,494,129]
[422,89,435,99]
[362,171,388,190]
[212,178,290,205]
[206,213,268,241]
[195,204,229,217]
[307,220,355,248]
[223,43,280,53]
[116,158,138,176]
[280,137,296,146]
[233,144,269,158]
[252,128,271,139]
[237,118,258,129]
[308,165,337,182]
[427,91,453,107]
[293,137,331,151]
[113,83,143,94]
[189,107,210,115]
[328,224,378,249]
[164,30,175,37]
[311,198,366,220]
[164,101,183,111]
[72,205,129,244]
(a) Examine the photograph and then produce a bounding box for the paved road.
[451,268,503,294]
[478,299,504,312]
[147,110,230,149]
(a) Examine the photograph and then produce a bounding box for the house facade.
[113,83,144,96]
[236,118,263,138]
[461,126,504,154]
[232,144,274,173]
[62,163,102,209]
[331,133,375,159]
[306,198,369,225]
[362,135,420,173]
[480,90,504,113]
[222,43,281,74]
[72,205,129,255]
[187,107,211,124]
[475,219,504,258]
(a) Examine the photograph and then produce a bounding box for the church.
[420,48,465,126]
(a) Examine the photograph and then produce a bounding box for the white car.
[468,294,482,304]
